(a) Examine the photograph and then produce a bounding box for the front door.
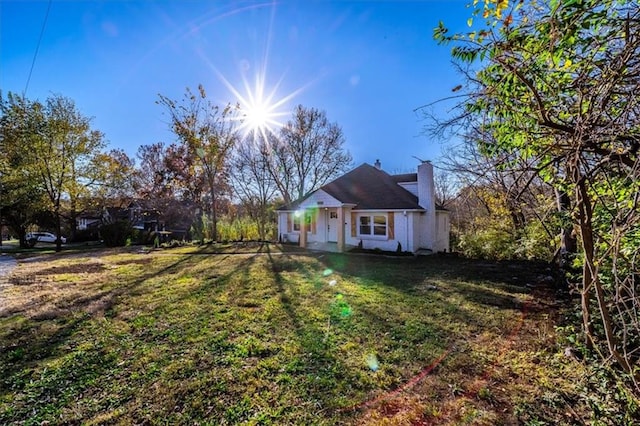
[327,209,338,242]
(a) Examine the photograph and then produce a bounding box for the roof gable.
[299,189,342,208]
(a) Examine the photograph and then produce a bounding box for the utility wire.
[24,0,52,95]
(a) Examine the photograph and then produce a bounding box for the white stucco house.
[276,160,450,253]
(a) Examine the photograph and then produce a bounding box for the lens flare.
[366,353,380,372]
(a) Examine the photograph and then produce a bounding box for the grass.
[0,243,601,424]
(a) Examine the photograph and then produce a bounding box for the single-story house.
[276,160,450,253]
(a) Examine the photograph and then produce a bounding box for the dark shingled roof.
[280,163,424,211]
[391,173,417,183]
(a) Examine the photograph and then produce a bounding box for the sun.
[244,101,270,132]
[214,67,303,143]
[236,72,289,142]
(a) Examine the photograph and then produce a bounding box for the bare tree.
[265,105,352,204]
[230,136,279,240]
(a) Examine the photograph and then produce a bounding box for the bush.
[100,221,133,247]
[72,228,101,243]
[217,217,276,242]
[458,227,515,260]
[457,219,556,261]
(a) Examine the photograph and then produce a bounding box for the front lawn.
[0,244,589,424]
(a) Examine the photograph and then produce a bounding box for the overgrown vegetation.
[431,0,640,394]
[1,245,637,424]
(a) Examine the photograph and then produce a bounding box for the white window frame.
[357,213,387,238]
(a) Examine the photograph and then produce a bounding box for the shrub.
[100,221,133,247]
[72,228,101,243]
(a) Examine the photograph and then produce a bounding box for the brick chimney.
[374,159,381,170]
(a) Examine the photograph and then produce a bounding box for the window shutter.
[311,214,317,234]
[351,212,356,237]
[388,212,394,239]
[287,214,292,232]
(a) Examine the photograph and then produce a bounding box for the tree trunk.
[69,198,77,243]
[54,203,62,252]
[210,186,217,241]
[556,189,577,262]
[576,178,632,374]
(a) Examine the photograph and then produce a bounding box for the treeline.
[0,87,352,250]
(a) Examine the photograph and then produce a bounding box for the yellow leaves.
[478,0,510,23]
[497,0,509,13]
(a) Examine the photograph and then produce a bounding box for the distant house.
[76,213,102,231]
[127,200,162,231]
[102,206,130,225]
[128,199,197,240]
[276,160,450,253]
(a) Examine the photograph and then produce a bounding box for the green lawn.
[0,243,588,425]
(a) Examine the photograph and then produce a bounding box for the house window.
[358,214,387,237]
[330,211,338,219]
[292,212,313,232]
[359,216,371,235]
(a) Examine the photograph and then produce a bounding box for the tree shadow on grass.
[263,245,366,416]
[315,253,554,307]
[0,245,561,424]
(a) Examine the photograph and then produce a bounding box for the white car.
[26,232,67,244]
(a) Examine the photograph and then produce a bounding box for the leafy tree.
[1,92,107,250]
[433,128,558,261]
[62,114,106,241]
[134,142,176,202]
[265,105,352,204]
[0,93,48,246]
[157,85,240,240]
[92,148,137,208]
[434,0,640,386]
[31,95,106,250]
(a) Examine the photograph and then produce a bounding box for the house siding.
[398,182,418,197]
[278,209,325,244]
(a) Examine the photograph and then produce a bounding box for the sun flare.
[214,67,303,143]
[244,102,270,132]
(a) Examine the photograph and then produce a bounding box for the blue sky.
[1,1,471,174]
